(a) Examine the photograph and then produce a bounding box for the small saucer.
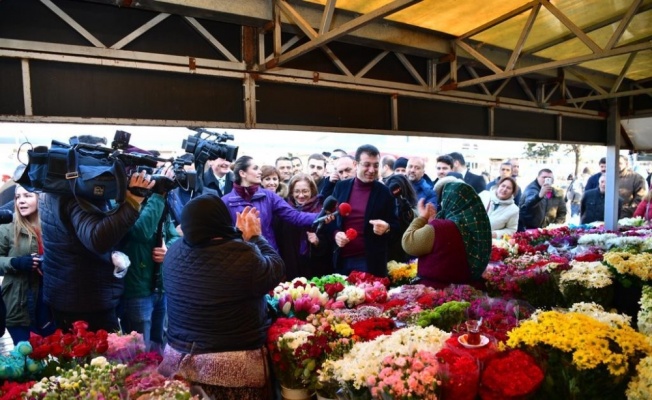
[458,334,489,349]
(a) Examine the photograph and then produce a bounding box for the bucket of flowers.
[386,260,417,287]
[479,349,544,400]
[506,309,652,399]
[319,325,451,399]
[271,278,330,320]
[558,260,614,308]
[28,321,109,377]
[483,252,569,309]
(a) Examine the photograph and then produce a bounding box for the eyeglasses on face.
[293,189,311,195]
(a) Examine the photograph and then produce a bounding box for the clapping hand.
[417,198,437,222]
[236,206,262,241]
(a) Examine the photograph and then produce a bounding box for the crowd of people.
[0,132,644,398]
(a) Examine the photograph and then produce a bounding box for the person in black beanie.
[394,157,408,175]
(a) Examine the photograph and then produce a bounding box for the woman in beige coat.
[478,177,519,239]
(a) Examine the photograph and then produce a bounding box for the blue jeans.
[120,294,166,353]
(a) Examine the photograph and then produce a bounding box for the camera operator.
[118,164,180,353]
[39,169,155,332]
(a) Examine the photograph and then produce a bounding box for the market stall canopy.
[0,0,650,146]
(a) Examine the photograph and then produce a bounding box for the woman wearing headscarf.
[159,195,284,399]
[478,176,519,239]
[402,177,491,289]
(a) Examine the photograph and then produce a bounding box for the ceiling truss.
[0,0,650,145]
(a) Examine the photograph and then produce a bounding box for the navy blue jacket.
[164,236,284,353]
[40,194,140,313]
[519,179,546,230]
[326,178,399,277]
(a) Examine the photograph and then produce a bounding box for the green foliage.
[415,301,470,331]
[524,143,560,159]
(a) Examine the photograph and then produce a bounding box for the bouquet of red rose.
[436,347,480,400]
[350,317,396,341]
[479,349,544,400]
[0,380,35,399]
[29,320,109,375]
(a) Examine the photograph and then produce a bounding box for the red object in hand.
[345,228,358,240]
[338,202,352,217]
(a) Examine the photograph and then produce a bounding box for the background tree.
[524,143,583,177]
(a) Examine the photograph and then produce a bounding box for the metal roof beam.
[524,1,652,55]
[605,0,642,51]
[538,0,602,54]
[266,0,424,69]
[505,3,540,72]
[456,41,652,89]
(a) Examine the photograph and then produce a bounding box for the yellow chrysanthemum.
[603,252,652,281]
[507,311,652,376]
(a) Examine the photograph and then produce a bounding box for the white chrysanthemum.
[606,236,644,250]
[577,233,618,247]
[320,325,450,389]
[637,285,652,336]
[569,302,631,328]
[559,261,613,289]
[90,356,108,367]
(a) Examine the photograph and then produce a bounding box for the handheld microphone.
[0,210,12,225]
[389,183,402,198]
[313,196,337,223]
[313,202,352,225]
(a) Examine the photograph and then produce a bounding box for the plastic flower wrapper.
[383,284,482,322]
[482,252,569,309]
[366,350,441,400]
[320,325,450,392]
[272,278,329,320]
[387,260,417,287]
[267,318,315,389]
[559,260,614,308]
[124,351,196,399]
[435,346,480,400]
[105,331,146,364]
[329,304,386,324]
[466,297,534,342]
[506,310,652,399]
[479,349,544,400]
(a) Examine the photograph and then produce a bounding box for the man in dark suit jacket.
[326,144,399,277]
[203,158,234,197]
[448,152,486,194]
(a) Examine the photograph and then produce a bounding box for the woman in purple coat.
[221,156,318,252]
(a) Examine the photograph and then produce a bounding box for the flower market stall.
[3,220,652,399]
